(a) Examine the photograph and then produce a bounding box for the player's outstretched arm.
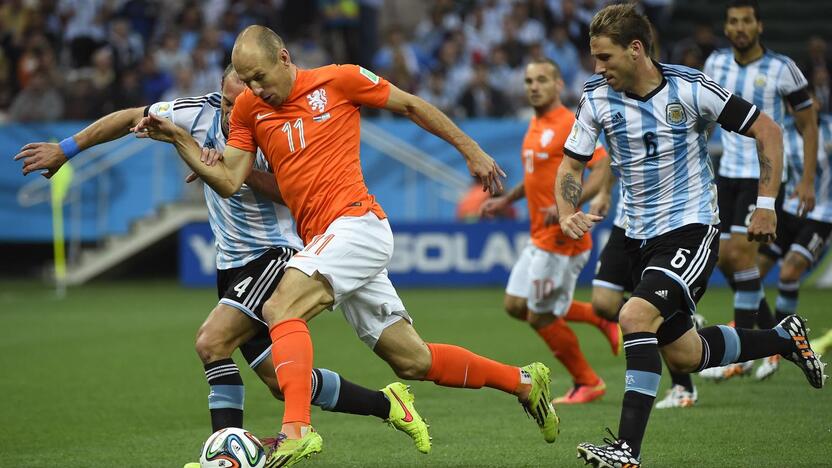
[133,114,253,198]
[14,107,145,178]
[744,111,783,243]
[792,103,819,216]
[557,156,602,239]
[383,84,506,194]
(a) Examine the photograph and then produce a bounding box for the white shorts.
[505,244,590,316]
[287,212,412,348]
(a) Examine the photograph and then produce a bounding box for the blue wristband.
[59,137,80,160]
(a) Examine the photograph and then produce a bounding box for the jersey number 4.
[281,118,307,152]
[234,276,253,298]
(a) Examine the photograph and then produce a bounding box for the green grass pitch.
[0,281,829,467]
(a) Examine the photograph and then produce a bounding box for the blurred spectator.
[413,3,460,61]
[640,0,673,35]
[433,38,471,105]
[155,33,191,75]
[176,4,203,54]
[805,36,832,112]
[500,16,527,68]
[90,47,117,114]
[58,0,109,68]
[0,46,12,113]
[566,53,596,106]
[113,68,146,109]
[511,1,545,46]
[463,4,493,63]
[357,0,382,69]
[488,46,524,104]
[458,63,511,118]
[139,54,173,104]
[544,23,579,88]
[198,27,226,69]
[678,46,704,71]
[811,66,830,115]
[373,28,420,92]
[286,27,330,70]
[118,0,160,42]
[163,65,201,101]
[554,0,591,53]
[417,70,457,117]
[108,17,144,72]
[191,45,223,95]
[671,22,721,70]
[528,0,557,32]
[319,0,361,65]
[9,71,63,121]
[63,75,98,120]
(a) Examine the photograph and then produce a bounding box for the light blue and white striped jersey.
[148,93,303,269]
[565,63,759,239]
[783,114,832,223]
[612,180,627,229]
[704,48,812,179]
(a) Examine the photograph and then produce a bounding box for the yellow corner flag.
[50,162,74,296]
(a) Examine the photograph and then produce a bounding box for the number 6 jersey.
[564,62,759,240]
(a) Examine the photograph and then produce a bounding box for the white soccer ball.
[199,427,266,468]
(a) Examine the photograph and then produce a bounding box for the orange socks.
[424,343,520,394]
[269,318,313,425]
[564,301,604,329]
[536,319,600,386]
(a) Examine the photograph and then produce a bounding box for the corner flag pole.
[50,162,74,297]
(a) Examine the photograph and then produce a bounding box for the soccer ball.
[199,427,266,468]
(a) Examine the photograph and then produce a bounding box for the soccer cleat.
[264,429,322,467]
[601,320,622,356]
[182,464,200,468]
[754,355,781,381]
[778,315,827,389]
[380,382,431,454]
[698,361,753,381]
[577,429,640,468]
[520,362,559,443]
[654,384,697,409]
[813,328,832,355]
[554,379,606,405]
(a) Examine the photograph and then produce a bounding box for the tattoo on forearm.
[757,141,773,187]
[561,173,582,208]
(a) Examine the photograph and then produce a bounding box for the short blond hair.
[589,4,653,54]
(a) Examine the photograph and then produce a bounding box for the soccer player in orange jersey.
[480,59,620,405]
[134,25,559,467]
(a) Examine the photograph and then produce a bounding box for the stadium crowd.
[0,0,829,123]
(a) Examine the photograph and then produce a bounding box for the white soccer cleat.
[655,385,697,409]
[754,355,781,381]
[699,361,753,381]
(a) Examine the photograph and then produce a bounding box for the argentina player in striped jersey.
[702,0,819,381]
[555,5,826,467]
[14,65,433,463]
[756,99,832,380]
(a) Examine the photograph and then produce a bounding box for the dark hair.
[726,0,760,21]
[589,4,653,54]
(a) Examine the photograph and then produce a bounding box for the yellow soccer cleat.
[381,382,432,454]
[520,362,560,443]
[264,429,322,468]
[182,464,200,468]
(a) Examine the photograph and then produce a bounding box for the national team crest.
[540,128,555,147]
[754,75,767,88]
[307,88,328,113]
[666,103,686,125]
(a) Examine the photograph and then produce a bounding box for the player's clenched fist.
[559,211,603,240]
[747,208,777,244]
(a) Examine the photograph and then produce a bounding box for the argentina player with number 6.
[553,4,826,467]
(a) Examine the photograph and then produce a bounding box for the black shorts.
[628,224,720,320]
[593,225,634,293]
[759,211,832,264]
[216,247,296,367]
[717,176,758,236]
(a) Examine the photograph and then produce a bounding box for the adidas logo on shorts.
[655,289,669,300]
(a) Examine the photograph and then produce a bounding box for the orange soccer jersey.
[226,64,389,243]
[522,105,607,255]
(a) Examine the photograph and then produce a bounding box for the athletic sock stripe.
[242,259,278,309]
[624,338,659,348]
[206,369,243,381]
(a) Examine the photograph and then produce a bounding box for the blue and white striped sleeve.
[564,94,601,163]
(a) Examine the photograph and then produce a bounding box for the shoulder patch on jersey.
[359,66,380,84]
[666,102,687,125]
